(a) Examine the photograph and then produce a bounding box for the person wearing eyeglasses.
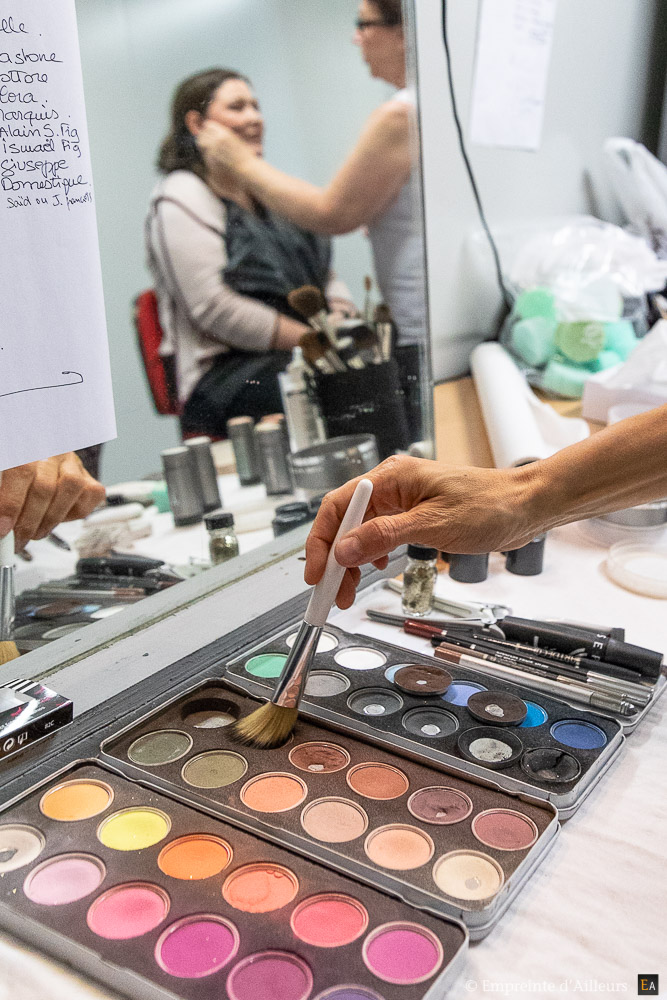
[196,0,425,402]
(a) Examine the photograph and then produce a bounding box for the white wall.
[75,0,388,483]
[415,0,663,381]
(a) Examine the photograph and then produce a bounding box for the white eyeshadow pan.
[334,647,387,671]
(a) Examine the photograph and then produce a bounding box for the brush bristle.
[232,702,298,749]
[374,303,392,323]
[288,285,326,320]
[0,641,20,665]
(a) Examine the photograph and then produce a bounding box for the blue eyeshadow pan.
[550,720,607,750]
[441,681,487,706]
[519,702,548,728]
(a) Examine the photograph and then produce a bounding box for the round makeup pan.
[550,720,608,750]
[240,773,307,813]
[519,701,548,728]
[181,751,247,789]
[97,807,170,851]
[364,825,434,871]
[521,747,582,783]
[40,779,113,822]
[472,809,538,852]
[290,893,368,948]
[156,914,239,978]
[362,921,443,985]
[289,742,350,773]
[457,727,524,769]
[226,950,313,1000]
[158,835,232,880]
[442,680,487,706]
[432,850,504,902]
[401,708,458,739]
[347,762,409,800]
[181,695,238,729]
[127,730,192,767]
[334,647,386,671]
[407,786,473,826]
[314,989,386,1000]
[87,882,169,939]
[24,853,106,906]
[304,670,350,698]
[0,824,45,873]
[286,630,338,653]
[393,664,452,696]
[466,690,527,727]
[245,653,287,679]
[301,798,368,843]
[222,863,298,913]
[347,688,403,719]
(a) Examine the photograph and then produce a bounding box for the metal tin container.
[255,422,293,495]
[288,434,379,496]
[226,416,262,486]
[160,446,203,526]
[184,436,222,513]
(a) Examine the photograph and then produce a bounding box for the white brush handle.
[304,478,373,627]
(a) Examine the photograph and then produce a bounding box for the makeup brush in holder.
[233,478,373,748]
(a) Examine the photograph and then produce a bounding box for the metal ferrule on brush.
[271,620,323,709]
[0,565,15,641]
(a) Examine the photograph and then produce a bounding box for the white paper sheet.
[471,342,589,467]
[470,0,557,151]
[0,1,116,470]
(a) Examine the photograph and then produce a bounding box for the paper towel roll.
[471,343,589,467]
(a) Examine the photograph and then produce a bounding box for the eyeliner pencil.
[432,638,652,706]
[434,647,640,716]
[429,634,649,691]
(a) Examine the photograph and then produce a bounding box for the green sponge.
[554,321,605,363]
[603,320,637,361]
[511,316,557,367]
[514,288,557,322]
[542,358,590,398]
[150,481,170,513]
[584,349,622,372]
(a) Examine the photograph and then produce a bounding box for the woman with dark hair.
[146,69,352,436]
[198,1,425,352]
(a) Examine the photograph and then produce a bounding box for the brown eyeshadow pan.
[346,763,409,801]
[393,664,453,696]
[289,742,350,774]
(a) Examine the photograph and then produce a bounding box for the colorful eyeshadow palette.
[102,681,558,938]
[223,625,624,818]
[0,762,468,1000]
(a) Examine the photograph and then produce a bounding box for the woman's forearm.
[524,404,667,531]
[238,159,341,233]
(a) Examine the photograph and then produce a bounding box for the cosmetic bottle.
[278,347,326,453]
[402,544,438,617]
[204,510,239,565]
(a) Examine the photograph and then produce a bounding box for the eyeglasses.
[355,18,387,30]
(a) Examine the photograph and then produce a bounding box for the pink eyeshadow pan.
[87,882,169,939]
[290,893,368,947]
[363,922,443,985]
[227,951,313,1000]
[24,854,105,906]
[156,915,239,978]
[472,809,538,852]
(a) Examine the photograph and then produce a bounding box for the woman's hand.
[0,453,106,550]
[197,121,254,176]
[304,456,539,608]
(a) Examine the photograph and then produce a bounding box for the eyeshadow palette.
[102,681,558,938]
[0,761,467,1000]
[222,625,624,818]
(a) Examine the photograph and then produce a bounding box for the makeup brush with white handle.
[233,478,373,747]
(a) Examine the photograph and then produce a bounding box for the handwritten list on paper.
[0,2,116,470]
[469,0,557,151]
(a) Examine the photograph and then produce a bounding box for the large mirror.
[77,0,432,482]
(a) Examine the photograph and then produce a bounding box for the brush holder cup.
[311,360,410,460]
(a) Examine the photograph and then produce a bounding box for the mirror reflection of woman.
[146,69,352,437]
[198,1,425,357]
